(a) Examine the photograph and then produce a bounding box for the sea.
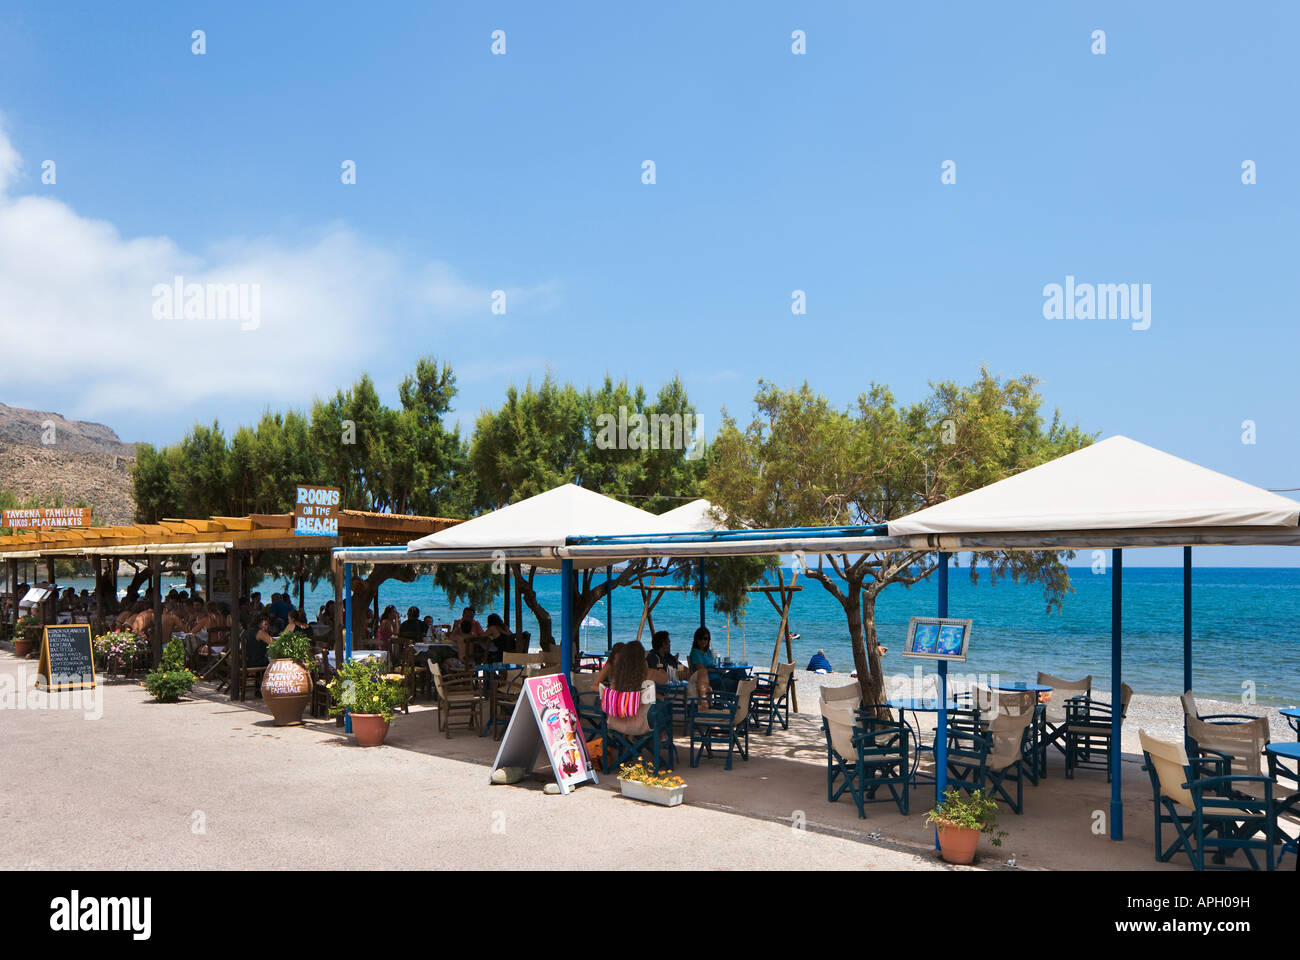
[61,565,1300,706]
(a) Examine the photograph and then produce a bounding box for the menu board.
[36,624,97,692]
[293,485,340,536]
[901,617,972,662]
[490,674,597,794]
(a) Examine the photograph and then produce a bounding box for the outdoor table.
[1280,707,1300,741]
[886,697,963,785]
[1265,742,1300,865]
[992,681,1052,781]
[475,662,523,738]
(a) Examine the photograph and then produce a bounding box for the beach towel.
[600,686,642,718]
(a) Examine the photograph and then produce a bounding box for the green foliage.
[266,630,315,669]
[704,369,1093,701]
[143,638,196,703]
[327,656,407,723]
[925,788,1007,846]
[130,356,472,521]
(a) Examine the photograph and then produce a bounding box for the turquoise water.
[62,565,1300,705]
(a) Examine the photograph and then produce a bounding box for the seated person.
[591,643,625,689]
[457,606,484,637]
[688,625,737,691]
[242,615,272,672]
[483,613,515,656]
[806,649,833,673]
[397,606,424,643]
[268,592,294,624]
[645,630,684,683]
[598,642,657,737]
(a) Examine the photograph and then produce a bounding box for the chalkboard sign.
[36,624,97,692]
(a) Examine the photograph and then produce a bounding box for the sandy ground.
[0,650,1293,871]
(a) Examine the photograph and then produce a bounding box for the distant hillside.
[0,403,138,525]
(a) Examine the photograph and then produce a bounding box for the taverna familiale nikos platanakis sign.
[293,485,340,536]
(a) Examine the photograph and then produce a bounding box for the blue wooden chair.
[818,700,909,817]
[1140,730,1283,871]
[944,700,1035,814]
[1037,672,1091,771]
[602,699,677,774]
[687,677,757,770]
[1063,684,1133,781]
[749,662,796,735]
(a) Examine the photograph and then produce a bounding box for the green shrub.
[327,656,406,723]
[143,638,196,703]
[267,630,315,670]
[924,788,1007,846]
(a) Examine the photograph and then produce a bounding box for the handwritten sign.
[293,485,340,536]
[36,624,96,692]
[490,674,597,794]
[2,507,92,530]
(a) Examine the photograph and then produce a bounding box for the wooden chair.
[687,677,758,770]
[491,667,527,740]
[750,662,796,734]
[945,697,1036,814]
[1063,683,1133,781]
[431,663,484,738]
[819,700,910,817]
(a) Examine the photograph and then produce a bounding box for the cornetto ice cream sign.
[293,485,340,536]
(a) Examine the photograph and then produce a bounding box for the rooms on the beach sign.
[293,485,340,536]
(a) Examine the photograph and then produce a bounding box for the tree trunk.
[512,566,552,643]
[349,567,416,640]
[860,589,888,710]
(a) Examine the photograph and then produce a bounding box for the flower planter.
[619,779,686,807]
[14,627,41,658]
[261,658,313,725]
[935,820,981,865]
[350,713,390,747]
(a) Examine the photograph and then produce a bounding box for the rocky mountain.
[0,403,138,525]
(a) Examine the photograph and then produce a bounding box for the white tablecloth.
[325,650,389,668]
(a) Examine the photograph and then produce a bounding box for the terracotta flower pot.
[935,820,981,865]
[13,627,40,658]
[261,658,313,725]
[350,713,390,747]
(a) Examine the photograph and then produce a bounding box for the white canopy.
[655,498,724,532]
[406,483,666,552]
[889,436,1300,537]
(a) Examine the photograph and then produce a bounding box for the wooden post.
[150,560,163,667]
[92,555,104,635]
[229,549,243,702]
[297,552,306,614]
[332,560,344,669]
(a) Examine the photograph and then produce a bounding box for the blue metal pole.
[698,558,706,628]
[560,558,574,683]
[1183,546,1192,693]
[936,552,949,837]
[605,565,613,652]
[343,561,353,735]
[1110,548,1123,840]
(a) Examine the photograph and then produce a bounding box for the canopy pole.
[698,559,706,628]
[343,561,353,734]
[935,551,949,849]
[605,565,612,651]
[560,559,574,683]
[503,566,511,633]
[1110,548,1123,840]
[1183,546,1192,693]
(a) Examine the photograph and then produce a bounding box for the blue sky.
[0,2,1296,564]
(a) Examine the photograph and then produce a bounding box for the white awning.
[889,436,1300,537]
[655,498,724,532]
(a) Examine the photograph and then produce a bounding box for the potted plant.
[924,787,1006,865]
[143,637,197,703]
[93,629,142,678]
[263,630,316,725]
[617,760,687,806]
[327,656,406,746]
[12,615,42,657]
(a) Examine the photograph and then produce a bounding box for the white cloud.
[0,123,556,419]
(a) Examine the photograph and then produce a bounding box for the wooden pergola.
[0,509,460,696]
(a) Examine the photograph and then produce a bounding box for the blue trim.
[1111,548,1123,840]
[343,561,353,735]
[566,524,890,545]
[561,558,573,683]
[1183,546,1192,693]
[935,551,949,850]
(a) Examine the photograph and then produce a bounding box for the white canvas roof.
[655,498,724,532]
[889,436,1300,537]
[407,483,666,551]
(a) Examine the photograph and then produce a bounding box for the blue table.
[1280,707,1300,741]
[886,698,963,785]
[1265,742,1300,867]
[475,662,524,738]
